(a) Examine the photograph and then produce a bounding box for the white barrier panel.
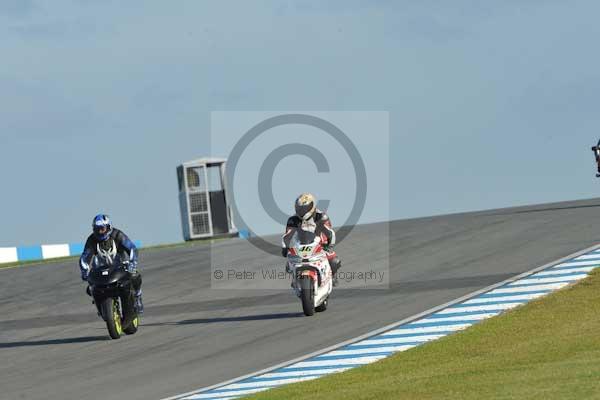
[0,247,18,263]
[41,244,71,259]
[0,241,142,265]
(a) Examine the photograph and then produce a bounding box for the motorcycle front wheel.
[299,277,315,316]
[101,297,123,339]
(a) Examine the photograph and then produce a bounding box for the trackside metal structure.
[177,158,237,240]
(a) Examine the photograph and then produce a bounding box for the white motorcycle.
[287,230,333,316]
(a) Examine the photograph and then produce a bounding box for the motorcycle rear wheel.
[123,293,139,335]
[124,314,139,335]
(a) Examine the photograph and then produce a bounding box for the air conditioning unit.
[176,158,238,240]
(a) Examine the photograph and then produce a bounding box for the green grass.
[0,236,232,270]
[248,269,600,400]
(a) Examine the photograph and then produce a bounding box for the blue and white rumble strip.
[165,244,600,400]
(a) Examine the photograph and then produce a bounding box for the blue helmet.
[92,214,112,241]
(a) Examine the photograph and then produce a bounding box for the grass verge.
[248,270,600,400]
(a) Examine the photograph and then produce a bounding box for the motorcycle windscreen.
[89,268,129,286]
[294,229,317,245]
[92,254,127,270]
[89,255,127,281]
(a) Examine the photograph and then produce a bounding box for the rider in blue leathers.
[79,214,143,313]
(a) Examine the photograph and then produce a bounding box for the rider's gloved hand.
[281,247,288,257]
[126,261,137,274]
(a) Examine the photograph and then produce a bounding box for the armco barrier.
[0,241,142,264]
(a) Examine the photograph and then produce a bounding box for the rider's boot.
[329,256,341,287]
[285,263,294,289]
[135,289,144,314]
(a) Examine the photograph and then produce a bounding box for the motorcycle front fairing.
[88,264,129,287]
[88,257,132,304]
[287,231,332,289]
[289,256,330,288]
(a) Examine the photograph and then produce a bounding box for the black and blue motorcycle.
[87,257,140,339]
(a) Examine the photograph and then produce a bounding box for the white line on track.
[353,334,446,345]
[490,282,571,293]
[418,313,500,323]
[508,275,588,285]
[216,376,319,391]
[462,292,547,303]
[258,367,352,379]
[572,254,600,260]
[325,345,417,356]
[536,267,596,276]
[188,387,271,399]
[552,260,600,267]
[290,355,390,368]
[438,303,524,313]
[381,323,473,336]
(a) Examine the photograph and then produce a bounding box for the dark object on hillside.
[592,139,600,177]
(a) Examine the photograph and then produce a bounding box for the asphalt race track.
[2,198,600,400]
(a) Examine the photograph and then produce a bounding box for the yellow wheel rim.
[113,302,123,335]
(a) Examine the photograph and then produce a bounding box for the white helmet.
[295,193,316,221]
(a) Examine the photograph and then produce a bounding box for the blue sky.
[1,1,599,246]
